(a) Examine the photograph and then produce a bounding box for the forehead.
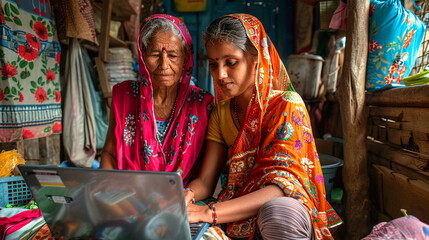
[206,40,244,58]
[147,31,184,51]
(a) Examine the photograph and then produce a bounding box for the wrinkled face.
[143,31,186,88]
[206,40,257,98]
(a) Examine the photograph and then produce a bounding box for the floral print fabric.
[366,0,425,91]
[0,0,61,142]
[112,14,214,185]
[214,14,342,239]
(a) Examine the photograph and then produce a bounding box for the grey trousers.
[255,197,314,240]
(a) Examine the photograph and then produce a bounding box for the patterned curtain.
[0,0,61,142]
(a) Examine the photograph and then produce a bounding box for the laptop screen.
[18,165,195,240]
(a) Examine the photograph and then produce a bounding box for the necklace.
[232,97,241,128]
[232,93,256,129]
[157,86,179,142]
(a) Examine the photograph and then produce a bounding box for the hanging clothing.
[0,0,62,142]
[329,0,347,31]
[210,14,342,240]
[112,14,214,185]
[62,38,96,167]
[81,47,108,150]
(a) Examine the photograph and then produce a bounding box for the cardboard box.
[371,164,429,224]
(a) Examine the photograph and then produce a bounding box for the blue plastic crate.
[0,176,32,207]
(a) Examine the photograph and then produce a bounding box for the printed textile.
[0,0,61,142]
[366,0,425,91]
[215,14,343,240]
[362,215,429,240]
[0,207,44,240]
[112,14,214,185]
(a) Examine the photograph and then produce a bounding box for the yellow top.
[206,98,238,148]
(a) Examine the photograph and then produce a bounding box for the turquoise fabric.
[366,0,426,91]
[156,118,169,143]
[81,47,109,149]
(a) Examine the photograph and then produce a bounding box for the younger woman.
[185,14,342,240]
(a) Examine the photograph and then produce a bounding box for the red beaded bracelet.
[207,203,217,225]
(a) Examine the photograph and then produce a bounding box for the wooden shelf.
[97,0,134,118]
[92,0,137,22]
[109,35,128,48]
[366,85,429,107]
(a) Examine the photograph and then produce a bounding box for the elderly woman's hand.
[184,188,195,206]
[187,203,212,223]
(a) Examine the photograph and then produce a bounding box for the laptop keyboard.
[190,222,210,240]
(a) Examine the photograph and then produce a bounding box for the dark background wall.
[162,0,296,92]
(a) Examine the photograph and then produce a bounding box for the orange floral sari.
[215,14,343,240]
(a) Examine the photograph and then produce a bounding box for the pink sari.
[111,14,214,184]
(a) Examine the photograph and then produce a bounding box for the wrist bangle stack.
[207,203,217,225]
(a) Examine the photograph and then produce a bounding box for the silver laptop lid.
[18,165,192,240]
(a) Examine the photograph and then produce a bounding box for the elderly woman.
[101,14,214,185]
[184,14,342,240]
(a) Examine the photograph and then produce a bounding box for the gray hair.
[202,16,258,57]
[139,18,187,55]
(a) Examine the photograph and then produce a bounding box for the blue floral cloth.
[366,0,426,91]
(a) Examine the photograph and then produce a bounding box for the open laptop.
[18,165,210,240]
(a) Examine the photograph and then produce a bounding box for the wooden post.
[97,0,114,118]
[99,0,113,62]
[336,0,371,238]
[95,57,112,118]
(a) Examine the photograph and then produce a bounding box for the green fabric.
[195,197,217,206]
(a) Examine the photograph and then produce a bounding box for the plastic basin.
[319,153,343,202]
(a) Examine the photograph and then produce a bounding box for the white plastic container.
[286,54,324,99]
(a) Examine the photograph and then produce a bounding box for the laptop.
[18,165,210,240]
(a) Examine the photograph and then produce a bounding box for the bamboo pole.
[336,0,371,238]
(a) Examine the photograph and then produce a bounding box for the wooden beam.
[367,139,429,182]
[336,0,371,238]
[95,57,111,99]
[368,106,429,145]
[95,57,112,118]
[366,85,429,107]
[99,0,113,62]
